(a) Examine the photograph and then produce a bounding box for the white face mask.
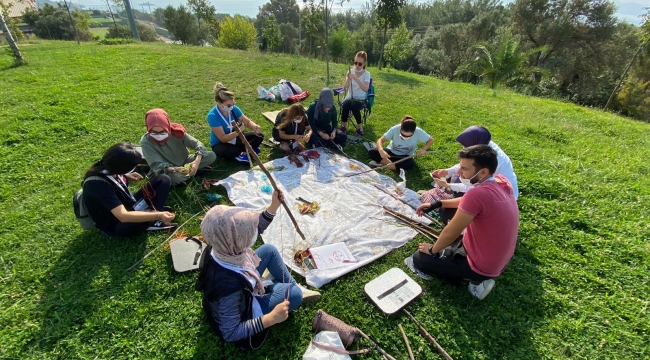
[221,104,234,113]
[460,170,481,185]
[150,133,169,141]
[293,118,303,123]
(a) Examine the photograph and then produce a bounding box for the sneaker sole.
[301,292,321,305]
[404,256,433,281]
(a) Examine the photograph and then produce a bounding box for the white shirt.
[446,141,519,200]
[344,69,371,101]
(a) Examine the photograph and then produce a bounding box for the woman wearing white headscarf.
[195,190,318,349]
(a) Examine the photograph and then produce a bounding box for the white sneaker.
[468,279,495,300]
[404,256,433,281]
[296,283,321,304]
[369,160,381,167]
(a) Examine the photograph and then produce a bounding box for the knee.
[203,151,217,165]
[412,250,424,268]
[289,286,303,311]
[168,173,188,185]
[256,243,278,257]
[153,174,172,188]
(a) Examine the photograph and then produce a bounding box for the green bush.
[105,24,159,42]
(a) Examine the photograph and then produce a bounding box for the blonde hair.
[355,51,368,69]
[276,103,307,131]
[214,82,235,103]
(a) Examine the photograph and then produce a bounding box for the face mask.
[293,118,303,123]
[460,170,482,185]
[150,133,169,142]
[399,134,412,141]
[221,104,234,113]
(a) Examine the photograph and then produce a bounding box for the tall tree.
[163,5,199,45]
[255,0,299,35]
[219,15,257,50]
[376,0,406,70]
[187,0,216,44]
[384,22,413,68]
[262,14,283,51]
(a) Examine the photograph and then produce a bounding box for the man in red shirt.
[406,145,519,299]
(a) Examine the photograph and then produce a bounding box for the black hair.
[457,144,498,174]
[85,143,142,178]
[400,116,416,133]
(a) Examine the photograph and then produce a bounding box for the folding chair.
[334,78,375,127]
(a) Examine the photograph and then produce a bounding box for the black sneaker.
[147,221,177,231]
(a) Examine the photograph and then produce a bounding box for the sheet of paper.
[309,243,355,270]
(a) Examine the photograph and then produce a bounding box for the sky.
[77,0,648,24]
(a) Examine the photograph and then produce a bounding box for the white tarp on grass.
[217,148,430,288]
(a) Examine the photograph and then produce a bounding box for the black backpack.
[73,176,109,230]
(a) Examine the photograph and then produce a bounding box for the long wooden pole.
[384,207,439,239]
[231,121,306,240]
[372,183,444,229]
[403,310,453,360]
[0,12,24,64]
[398,324,415,360]
[343,151,435,178]
[126,210,203,272]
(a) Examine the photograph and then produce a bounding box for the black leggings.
[212,132,264,160]
[341,99,364,125]
[106,174,172,237]
[412,247,492,286]
[368,148,415,171]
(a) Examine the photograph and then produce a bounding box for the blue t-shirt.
[384,124,431,156]
[207,105,244,146]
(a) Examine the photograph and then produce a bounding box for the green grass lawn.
[89,27,110,40]
[0,41,648,359]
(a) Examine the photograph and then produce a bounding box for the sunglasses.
[354,61,364,66]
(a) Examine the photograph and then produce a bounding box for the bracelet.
[428,245,434,255]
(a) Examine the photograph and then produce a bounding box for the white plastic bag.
[278,79,303,101]
[257,86,276,101]
[395,168,406,194]
[303,331,351,360]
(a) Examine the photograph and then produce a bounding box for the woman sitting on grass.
[82,143,176,237]
[272,103,312,153]
[196,189,320,349]
[140,108,216,186]
[306,88,347,149]
[368,116,434,171]
[207,82,264,163]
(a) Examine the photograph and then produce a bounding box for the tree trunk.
[325,0,330,85]
[604,37,650,111]
[62,0,81,45]
[379,24,387,70]
[0,12,24,64]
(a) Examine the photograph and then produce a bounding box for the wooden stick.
[356,329,397,360]
[231,121,306,240]
[403,310,453,360]
[342,151,435,178]
[372,183,443,230]
[384,207,439,239]
[398,324,415,360]
[126,210,203,272]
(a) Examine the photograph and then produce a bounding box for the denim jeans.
[254,244,303,313]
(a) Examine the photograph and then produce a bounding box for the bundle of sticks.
[383,206,440,239]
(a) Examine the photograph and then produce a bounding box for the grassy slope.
[0,41,648,360]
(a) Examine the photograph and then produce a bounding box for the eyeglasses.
[354,61,364,66]
[149,130,168,135]
[400,132,413,138]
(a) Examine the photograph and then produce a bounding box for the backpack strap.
[82,175,110,187]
